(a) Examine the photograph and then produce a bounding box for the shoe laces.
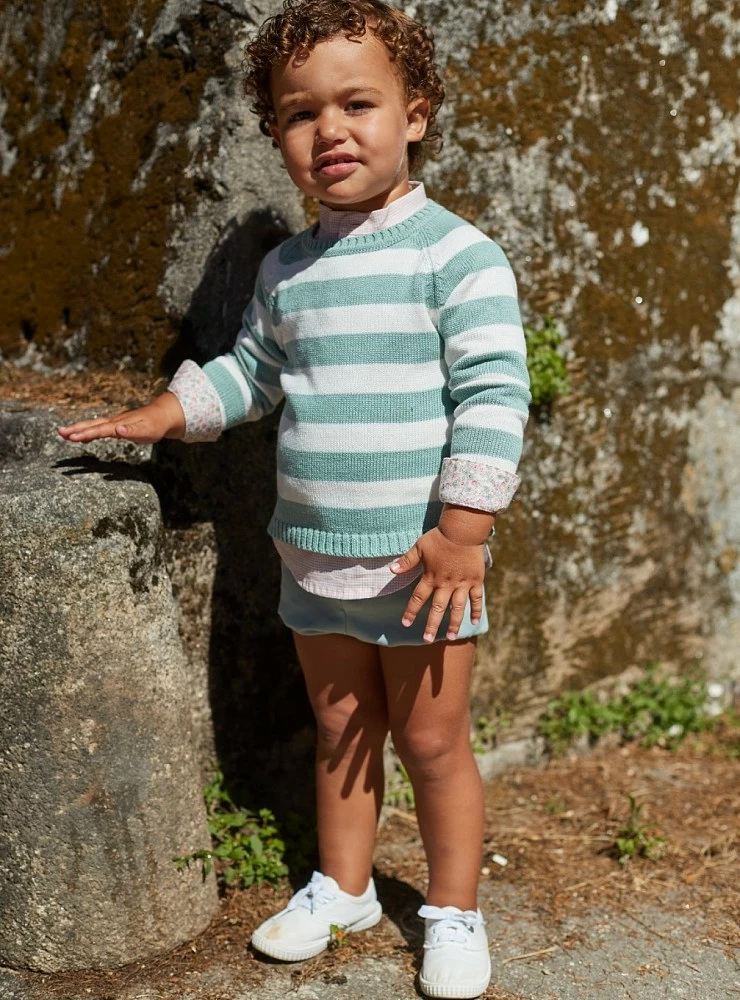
[418,904,484,946]
[285,871,337,915]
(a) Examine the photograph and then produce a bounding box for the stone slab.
[0,461,218,971]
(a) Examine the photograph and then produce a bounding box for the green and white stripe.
[200,199,531,557]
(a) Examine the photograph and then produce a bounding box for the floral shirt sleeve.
[167,359,225,443]
[439,456,521,513]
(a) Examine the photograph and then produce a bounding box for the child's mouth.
[316,156,359,178]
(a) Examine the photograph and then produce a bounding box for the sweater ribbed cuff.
[439,457,521,512]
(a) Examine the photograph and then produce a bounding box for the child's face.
[269,32,429,213]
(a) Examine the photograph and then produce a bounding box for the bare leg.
[293,631,388,896]
[380,638,483,910]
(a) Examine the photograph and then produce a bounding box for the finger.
[390,544,422,574]
[65,418,136,443]
[445,586,470,641]
[63,422,119,442]
[401,578,433,627]
[58,416,118,437]
[58,412,133,437]
[469,585,484,626]
[423,588,452,644]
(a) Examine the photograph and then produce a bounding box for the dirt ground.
[5,719,738,1000]
[0,363,162,412]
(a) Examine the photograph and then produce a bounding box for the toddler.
[59,1,531,996]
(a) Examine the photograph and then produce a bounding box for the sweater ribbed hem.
[267,517,423,558]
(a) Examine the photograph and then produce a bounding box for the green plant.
[613,794,667,864]
[620,666,713,747]
[537,662,721,756]
[172,767,288,889]
[545,795,566,815]
[471,711,511,754]
[524,316,570,407]
[384,758,415,810]
[329,923,349,949]
[537,689,623,755]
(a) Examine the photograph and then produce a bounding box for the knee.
[391,725,468,777]
[315,699,388,758]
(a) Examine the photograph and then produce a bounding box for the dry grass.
[0,361,163,411]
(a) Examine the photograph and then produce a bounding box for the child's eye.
[347,101,372,112]
[287,110,313,124]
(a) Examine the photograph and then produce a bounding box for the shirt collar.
[317,181,427,240]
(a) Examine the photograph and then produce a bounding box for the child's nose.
[315,109,348,143]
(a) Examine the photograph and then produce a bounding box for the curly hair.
[243,0,445,172]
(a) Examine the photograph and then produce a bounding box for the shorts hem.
[277,561,489,647]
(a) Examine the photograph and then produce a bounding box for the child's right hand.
[57,391,186,444]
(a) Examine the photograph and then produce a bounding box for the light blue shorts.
[277,562,489,647]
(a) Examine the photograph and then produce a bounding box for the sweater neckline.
[316,181,427,239]
[300,189,437,255]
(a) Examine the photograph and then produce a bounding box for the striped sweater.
[169,189,531,559]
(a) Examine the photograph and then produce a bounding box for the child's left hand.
[389,507,493,642]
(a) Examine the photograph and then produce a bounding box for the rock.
[0,404,153,467]
[475,737,547,782]
[0,461,218,972]
[0,969,35,1000]
[0,398,312,822]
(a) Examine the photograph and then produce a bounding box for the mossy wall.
[419,0,740,713]
[1,1,738,782]
[0,0,304,371]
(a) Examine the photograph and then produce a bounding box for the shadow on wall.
[151,208,317,819]
[161,207,293,373]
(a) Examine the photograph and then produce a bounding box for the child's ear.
[406,96,431,143]
[268,124,282,151]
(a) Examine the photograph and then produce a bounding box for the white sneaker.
[418,904,492,999]
[250,870,383,961]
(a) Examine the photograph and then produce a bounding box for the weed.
[384,757,415,811]
[620,666,714,747]
[172,767,288,890]
[524,316,570,408]
[613,795,667,864]
[329,923,348,949]
[471,711,511,754]
[537,662,723,756]
[545,795,566,815]
[537,689,622,755]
